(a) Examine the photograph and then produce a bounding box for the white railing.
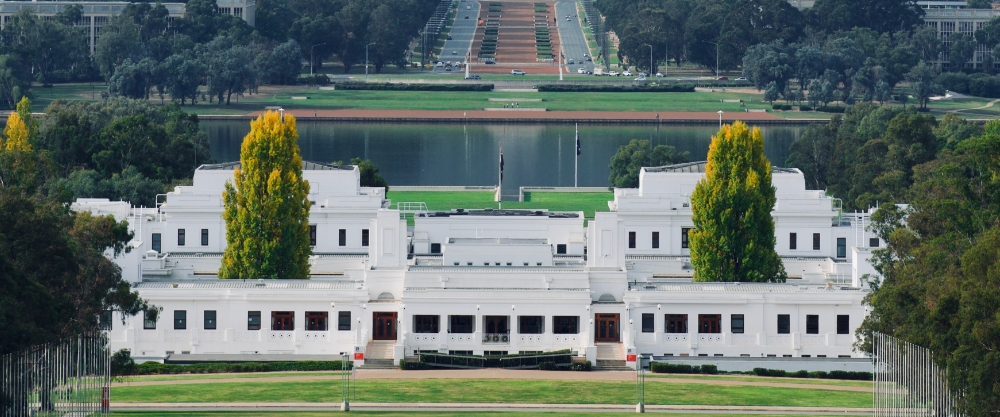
[519,334,544,343]
[801,335,826,346]
[199,331,224,341]
[483,332,510,344]
[553,335,579,343]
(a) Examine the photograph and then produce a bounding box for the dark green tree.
[607,139,690,189]
[350,158,389,190]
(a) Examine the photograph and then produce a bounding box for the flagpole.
[575,123,579,188]
[498,144,503,210]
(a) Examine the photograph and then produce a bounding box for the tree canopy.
[608,139,689,189]
[689,122,786,283]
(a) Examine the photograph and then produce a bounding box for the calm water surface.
[201,121,805,197]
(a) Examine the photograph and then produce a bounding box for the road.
[434,0,481,74]
[555,1,594,75]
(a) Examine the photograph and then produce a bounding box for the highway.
[434,0,481,74]
[554,1,594,75]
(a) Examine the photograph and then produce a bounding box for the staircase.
[594,343,631,371]
[359,340,397,369]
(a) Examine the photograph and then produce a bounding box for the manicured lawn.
[111,413,847,417]
[647,373,872,388]
[385,191,613,218]
[120,371,346,382]
[110,379,872,407]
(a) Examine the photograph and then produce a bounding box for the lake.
[201,121,806,198]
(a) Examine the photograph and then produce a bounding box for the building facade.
[77,161,875,368]
[0,0,254,53]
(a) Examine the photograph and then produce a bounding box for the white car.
[638,72,647,77]
[735,76,748,81]
[608,71,619,76]
[622,70,633,77]
[511,69,526,75]
[655,72,664,77]
[577,68,586,74]
[634,76,646,81]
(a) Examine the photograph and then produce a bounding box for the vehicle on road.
[452,50,457,55]
[447,35,452,40]
[511,69,526,75]
[622,71,633,77]
[735,76,748,81]
[716,76,729,81]
[467,5,471,9]
[655,72,664,77]
[577,68,586,74]
[485,60,495,64]
[445,67,452,72]
[638,72,647,77]
[593,68,604,76]
[435,62,444,67]
[465,75,481,80]
[634,76,646,81]
[608,71,619,76]
[568,59,574,64]
[566,17,570,21]
[465,15,469,19]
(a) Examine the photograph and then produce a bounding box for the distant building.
[786,0,971,11]
[924,8,1000,69]
[0,0,255,54]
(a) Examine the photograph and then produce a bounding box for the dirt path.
[114,369,868,392]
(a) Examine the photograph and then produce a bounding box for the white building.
[77,160,877,369]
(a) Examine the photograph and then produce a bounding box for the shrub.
[790,370,809,378]
[536,84,695,93]
[650,362,694,373]
[700,364,718,374]
[570,361,592,371]
[537,361,557,370]
[399,360,431,370]
[332,83,493,92]
[798,105,813,111]
[132,360,350,375]
[298,74,331,86]
[808,371,828,379]
[816,105,846,113]
[826,370,873,381]
[771,104,793,110]
[752,367,787,377]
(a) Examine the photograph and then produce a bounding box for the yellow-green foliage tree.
[2,112,32,152]
[15,96,37,142]
[689,121,786,282]
[219,111,312,279]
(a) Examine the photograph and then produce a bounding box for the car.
[634,76,646,81]
[435,62,444,67]
[577,68,586,74]
[445,67,452,71]
[655,72,664,77]
[583,53,590,58]
[452,50,457,55]
[447,35,452,40]
[586,57,592,62]
[622,70,633,76]
[485,60,496,64]
[716,76,729,81]
[568,59,574,64]
[465,75,481,80]
[586,70,593,74]
[511,69,526,75]
[464,15,469,19]
[566,17,570,21]
[608,71,619,76]
[466,5,471,9]
[638,72,647,77]
[735,76,748,81]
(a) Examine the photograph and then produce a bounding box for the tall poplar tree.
[219,111,312,279]
[689,121,786,282]
[2,112,31,151]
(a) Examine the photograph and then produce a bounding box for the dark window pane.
[339,229,346,246]
[272,311,294,331]
[682,228,690,249]
[248,311,261,330]
[790,233,797,250]
[201,229,209,246]
[556,244,567,254]
[309,225,317,246]
[152,233,161,252]
[362,229,369,246]
[519,316,543,334]
[628,231,636,248]
[837,315,850,335]
[813,233,820,250]
[837,238,846,258]
[306,312,328,331]
[338,311,351,331]
[450,315,475,333]
[731,314,744,334]
[414,315,439,333]
[652,232,659,249]
[698,314,721,333]
[553,316,578,334]
[869,237,879,248]
[144,310,157,329]
[777,314,790,334]
[204,310,217,330]
[641,313,654,333]
[806,315,819,334]
[174,310,186,330]
[665,314,687,333]
[99,311,113,330]
[178,229,185,246]
[431,243,441,254]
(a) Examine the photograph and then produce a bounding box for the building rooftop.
[419,208,579,218]
[644,161,799,174]
[133,280,359,290]
[630,282,865,293]
[447,238,549,245]
[197,161,354,171]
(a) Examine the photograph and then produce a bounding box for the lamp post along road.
[366,42,376,82]
[310,43,326,76]
[718,110,724,128]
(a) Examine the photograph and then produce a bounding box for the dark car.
[465,75,481,80]
[447,35,452,40]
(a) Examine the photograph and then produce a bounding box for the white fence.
[873,332,963,416]
[1,337,111,417]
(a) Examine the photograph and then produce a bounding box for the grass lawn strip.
[110,379,872,407]
[122,371,346,382]
[386,191,612,219]
[110,413,857,417]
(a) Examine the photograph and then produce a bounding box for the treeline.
[0,0,440,107]
[783,105,999,414]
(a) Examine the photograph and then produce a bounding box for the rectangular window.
[806,315,819,334]
[450,315,475,333]
[414,315,440,333]
[731,314,744,334]
[682,228,690,249]
[248,311,261,330]
[789,233,797,250]
[143,310,157,329]
[698,314,721,333]
[556,244,567,254]
[152,233,161,252]
[813,233,820,250]
[652,232,659,249]
[178,229,186,246]
[271,311,294,331]
[306,312,328,331]
[665,314,688,333]
[777,314,790,334]
[174,310,187,330]
[362,229,369,246]
[837,238,847,258]
[519,316,543,334]
[338,229,346,246]
[338,311,351,331]
[628,231,636,248]
[837,315,850,335]
[204,311,217,330]
[201,229,209,246]
[99,310,113,330]
[309,225,317,246]
[430,243,441,254]
[869,237,880,248]
[552,316,579,334]
[641,313,654,333]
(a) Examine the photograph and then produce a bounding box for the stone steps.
[358,358,396,369]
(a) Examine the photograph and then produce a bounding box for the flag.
[499,147,505,181]
[575,124,581,156]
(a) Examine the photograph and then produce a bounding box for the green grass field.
[110,413,851,417]
[647,373,871,387]
[385,191,612,218]
[119,371,347,382]
[110,379,872,407]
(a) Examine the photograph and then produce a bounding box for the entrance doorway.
[373,312,398,340]
[595,313,620,342]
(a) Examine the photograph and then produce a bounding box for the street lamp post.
[718,110,724,128]
[310,43,326,77]
[645,44,653,75]
[365,42,376,82]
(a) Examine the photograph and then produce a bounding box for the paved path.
[112,402,871,415]
[113,369,867,392]
[435,0,480,73]
[242,109,784,123]
[555,1,594,74]
[949,98,1000,113]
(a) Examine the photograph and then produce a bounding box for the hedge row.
[536,84,695,93]
[133,360,350,375]
[650,363,719,374]
[752,368,872,381]
[936,71,1000,98]
[332,83,493,91]
[770,104,842,113]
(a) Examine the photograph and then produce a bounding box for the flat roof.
[198,161,353,171]
[133,280,357,290]
[645,161,799,174]
[630,282,865,293]
[419,208,579,218]
[447,237,549,245]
